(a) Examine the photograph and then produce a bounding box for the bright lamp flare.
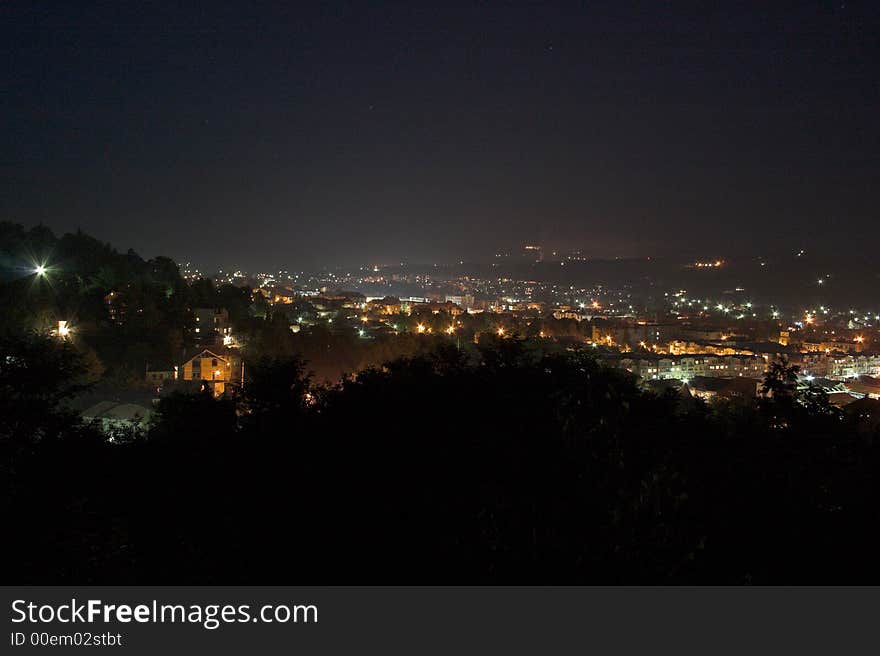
[34,265,47,276]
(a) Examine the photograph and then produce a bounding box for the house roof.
[645,379,685,393]
[827,392,859,408]
[687,376,760,396]
[181,347,232,364]
[847,376,880,395]
[843,398,880,420]
[82,402,151,423]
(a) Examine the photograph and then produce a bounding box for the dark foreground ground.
[3,336,880,584]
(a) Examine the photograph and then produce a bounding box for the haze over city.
[3,2,877,268]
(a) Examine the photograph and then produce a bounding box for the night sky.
[2,2,877,269]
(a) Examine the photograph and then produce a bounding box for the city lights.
[13,234,880,442]
[3,0,880,601]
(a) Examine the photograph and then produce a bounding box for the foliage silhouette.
[2,337,878,584]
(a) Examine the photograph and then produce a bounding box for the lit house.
[179,348,242,396]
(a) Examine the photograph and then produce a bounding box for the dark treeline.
[0,222,198,384]
[3,331,880,584]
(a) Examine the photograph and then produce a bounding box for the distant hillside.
[0,222,192,383]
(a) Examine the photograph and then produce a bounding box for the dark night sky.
[2,2,877,269]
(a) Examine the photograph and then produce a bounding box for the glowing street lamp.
[34,265,47,277]
[417,324,426,334]
[496,327,505,336]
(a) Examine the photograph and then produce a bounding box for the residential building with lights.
[194,307,232,344]
[179,348,242,396]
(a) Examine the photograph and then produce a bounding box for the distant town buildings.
[174,251,879,402]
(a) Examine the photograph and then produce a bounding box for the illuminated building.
[179,349,242,396]
[194,307,232,344]
[445,294,475,310]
